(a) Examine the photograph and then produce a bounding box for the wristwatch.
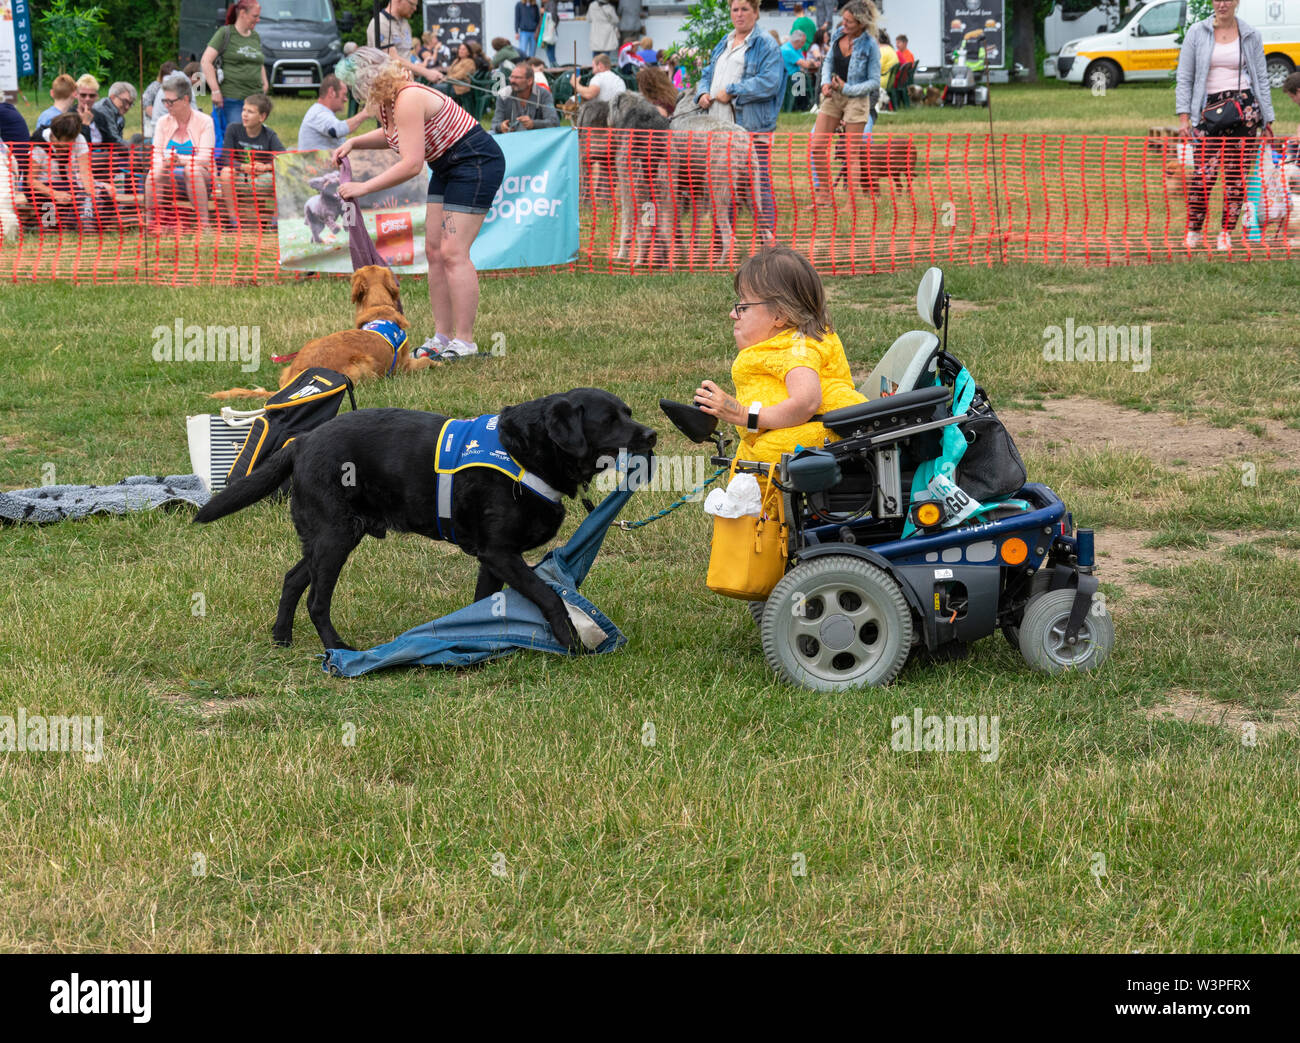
[746,401,762,433]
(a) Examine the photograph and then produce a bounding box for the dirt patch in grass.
[1000,396,1300,468]
[1097,528,1300,601]
[1144,688,1299,739]
[157,689,263,721]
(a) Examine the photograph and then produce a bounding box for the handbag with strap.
[1200,24,1247,133]
[706,463,788,601]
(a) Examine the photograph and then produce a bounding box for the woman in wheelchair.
[692,246,866,464]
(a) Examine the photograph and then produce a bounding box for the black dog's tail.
[193,441,299,524]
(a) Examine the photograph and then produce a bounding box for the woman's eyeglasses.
[161,96,183,107]
[732,301,766,315]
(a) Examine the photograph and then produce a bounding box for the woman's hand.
[338,180,365,201]
[693,380,744,426]
[831,75,845,91]
[1178,114,1193,138]
[821,82,833,98]
[211,89,223,107]
[330,140,353,166]
[697,92,713,109]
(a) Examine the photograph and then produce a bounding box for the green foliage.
[1178,0,1211,43]
[96,0,181,82]
[665,0,733,92]
[36,0,114,82]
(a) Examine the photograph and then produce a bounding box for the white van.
[1058,0,1300,90]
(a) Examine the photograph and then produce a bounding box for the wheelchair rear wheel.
[761,556,913,691]
[1018,589,1115,674]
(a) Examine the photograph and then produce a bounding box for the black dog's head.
[499,388,657,497]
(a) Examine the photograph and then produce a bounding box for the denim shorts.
[427,125,506,215]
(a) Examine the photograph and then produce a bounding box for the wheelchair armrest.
[822,384,952,438]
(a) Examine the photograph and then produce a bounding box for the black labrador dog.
[194,388,656,653]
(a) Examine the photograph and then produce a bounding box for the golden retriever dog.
[210,266,433,400]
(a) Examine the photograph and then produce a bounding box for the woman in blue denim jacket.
[695,0,787,237]
[810,0,880,209]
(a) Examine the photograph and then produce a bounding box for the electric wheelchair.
[662,268,1114,692]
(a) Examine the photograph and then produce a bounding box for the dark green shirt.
[208,25,265,100]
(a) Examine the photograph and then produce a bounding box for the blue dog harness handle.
[360,318,408,376]
[433,414,563,544]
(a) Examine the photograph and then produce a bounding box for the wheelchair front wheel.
[761,556,913,691]
[1018,589,1115,674]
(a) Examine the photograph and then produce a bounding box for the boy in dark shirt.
[216,93,283,229]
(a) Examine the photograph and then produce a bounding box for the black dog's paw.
[557,619,585,656]
[271,632,292,648]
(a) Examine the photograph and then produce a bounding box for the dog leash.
[667,101,706,123]
[614,465,728,530]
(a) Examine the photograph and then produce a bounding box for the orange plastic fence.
[576,127,1297,273]
[0,132,1294,284]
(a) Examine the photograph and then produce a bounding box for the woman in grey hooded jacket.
[1175,0,1274,251]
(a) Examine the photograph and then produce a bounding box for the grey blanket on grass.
[0,474,211,524]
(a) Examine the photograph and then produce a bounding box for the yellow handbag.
[705,464,788,601]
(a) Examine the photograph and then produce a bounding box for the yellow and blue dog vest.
[361,318,407,375]
[434,414,562,544]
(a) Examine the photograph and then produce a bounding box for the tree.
[36,0,114,81]
[665,0,732,92]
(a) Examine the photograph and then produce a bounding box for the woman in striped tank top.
[334,46,506,360]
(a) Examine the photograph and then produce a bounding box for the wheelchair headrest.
[659,398,718,444]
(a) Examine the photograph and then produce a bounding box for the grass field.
[2,257,1299,952]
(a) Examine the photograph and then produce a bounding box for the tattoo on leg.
[442,213,457,235]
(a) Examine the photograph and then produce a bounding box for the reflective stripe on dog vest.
[360,319,408,375]
[433,414,562,544]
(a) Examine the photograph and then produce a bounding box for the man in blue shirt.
[297,75,370,153]
[781,30,807,79]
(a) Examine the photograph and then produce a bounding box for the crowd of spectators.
[11,1,1293,248]
[0,2,875,239]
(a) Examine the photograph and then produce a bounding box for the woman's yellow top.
[731,328,867,463]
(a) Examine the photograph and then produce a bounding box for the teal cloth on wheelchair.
[903,366,999,538]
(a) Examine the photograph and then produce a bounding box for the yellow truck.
[1058,0,1300,90]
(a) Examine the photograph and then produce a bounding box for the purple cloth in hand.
[340,155,388,271]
